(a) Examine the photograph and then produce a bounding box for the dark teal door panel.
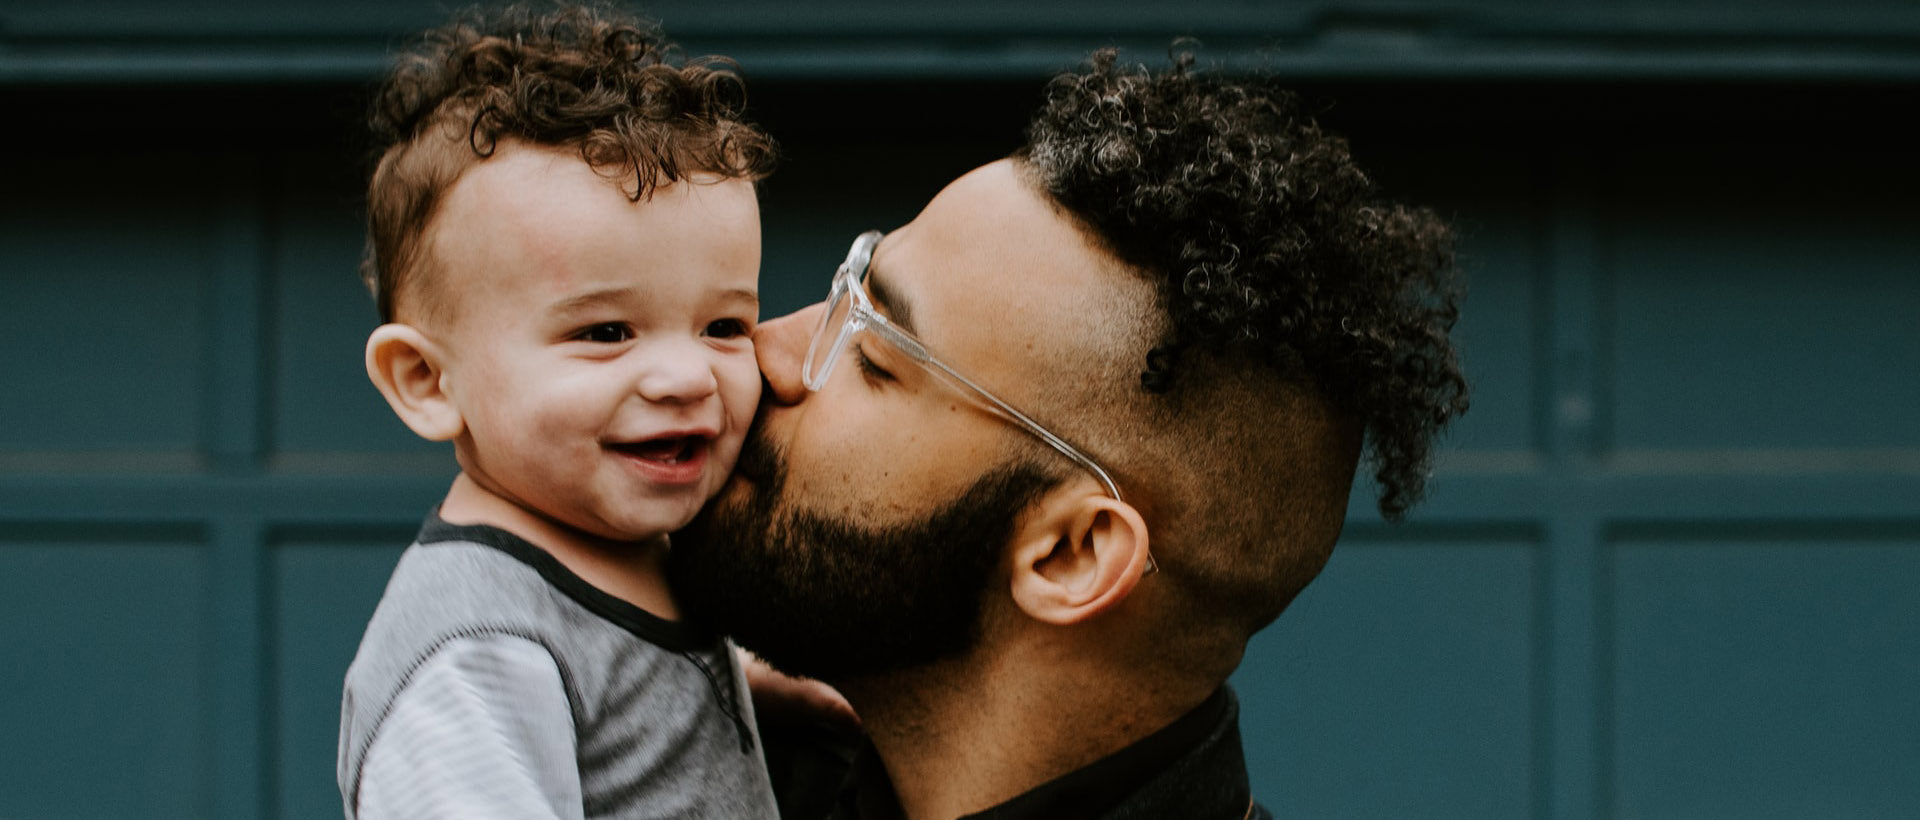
[1605,147,1920,454]
[268,533,410,820]
[1,154,220,460]
[2,529,213,819]
[268,150,447,462]
[1611,531,1920,818]
[1233,529,1542,818]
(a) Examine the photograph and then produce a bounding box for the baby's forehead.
[414,149,760,328]
[415,148,611,287]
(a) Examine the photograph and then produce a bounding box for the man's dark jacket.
[764,686,1271,820]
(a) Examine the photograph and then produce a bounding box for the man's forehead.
[866,160,1151,381]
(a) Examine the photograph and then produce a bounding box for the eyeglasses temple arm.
[874,322,1122,502]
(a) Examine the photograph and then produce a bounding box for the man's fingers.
[738,647,860,729]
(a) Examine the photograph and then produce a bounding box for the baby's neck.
[438,472,679,620]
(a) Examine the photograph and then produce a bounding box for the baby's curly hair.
[1020,49,1466,521]
[362,2,775,323]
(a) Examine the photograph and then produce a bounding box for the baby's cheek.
[710,356,760,475]
[718,350,763,427]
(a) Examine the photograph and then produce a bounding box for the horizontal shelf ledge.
[6,37,1920,83]
[3,466,1915,526]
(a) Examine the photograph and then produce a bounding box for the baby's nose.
[636,346,719,403]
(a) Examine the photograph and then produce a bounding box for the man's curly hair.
[1019,49,1466,521]
[362,2,775,323]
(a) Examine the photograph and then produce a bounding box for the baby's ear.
[364,323,463,441]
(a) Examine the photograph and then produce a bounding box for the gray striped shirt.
[338,516,777,819]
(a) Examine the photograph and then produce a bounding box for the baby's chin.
[567,498,707,546]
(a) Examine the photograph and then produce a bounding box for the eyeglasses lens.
[804,269,857,390]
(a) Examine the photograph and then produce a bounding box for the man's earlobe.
[364,323,464,442]
[1008,493,1153,626]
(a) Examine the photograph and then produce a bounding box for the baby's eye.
[704,318,751,339]
[575,323,633,344]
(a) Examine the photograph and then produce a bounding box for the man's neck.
[438,472,678,619]
[844,640,1213,820]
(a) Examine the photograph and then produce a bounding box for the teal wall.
[3,3,1917,819]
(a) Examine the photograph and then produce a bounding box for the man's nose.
[754,302,822,406]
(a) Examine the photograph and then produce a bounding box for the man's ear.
[364,323,464,441]
[1007,488,1153,625]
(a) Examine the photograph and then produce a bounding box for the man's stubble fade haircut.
[1014,48,1468,644]
[359,1,776,326]
[667,424,1061,684]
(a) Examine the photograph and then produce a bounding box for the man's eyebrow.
[865,258,916,334]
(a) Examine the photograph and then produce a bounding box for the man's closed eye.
[854,347,895,384]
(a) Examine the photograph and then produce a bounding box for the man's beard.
[668,425,1057,684]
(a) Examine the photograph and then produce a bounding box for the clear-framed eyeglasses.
[803,230,1157,574]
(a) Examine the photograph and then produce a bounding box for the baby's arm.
[354,634,583,820]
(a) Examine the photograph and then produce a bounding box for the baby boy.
[336,5,780,818]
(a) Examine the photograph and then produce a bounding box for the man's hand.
[737,646,859,730]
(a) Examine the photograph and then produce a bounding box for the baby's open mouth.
[613,435,706,464]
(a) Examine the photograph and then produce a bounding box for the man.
[670,49,1467,819]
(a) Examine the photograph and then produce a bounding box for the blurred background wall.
[2,2,1917,818]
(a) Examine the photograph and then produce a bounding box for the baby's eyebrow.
[548,286,759,316]
[548,286,636,314]
[716,287,760,309]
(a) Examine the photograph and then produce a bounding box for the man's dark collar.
[812,686,1256,820]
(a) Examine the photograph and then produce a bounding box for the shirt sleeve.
[353,633,585,820]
